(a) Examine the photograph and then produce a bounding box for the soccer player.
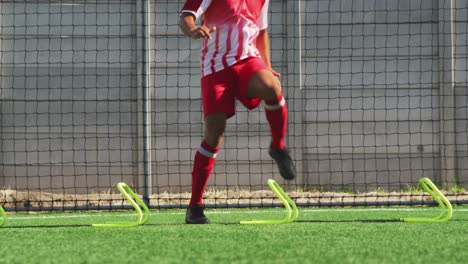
[179,0,296,224]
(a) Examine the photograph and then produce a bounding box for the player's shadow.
[1,223,178,228]
[296,219,402,223]
[296,219,468,223]
[4,219,467,228]
[1,224,90,229]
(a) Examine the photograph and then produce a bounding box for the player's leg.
[186,113,226,224]
[186,69,234,224]
[246,70,285,148]
[245,69,297,180]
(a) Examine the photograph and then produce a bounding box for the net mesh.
[0,0,467,211]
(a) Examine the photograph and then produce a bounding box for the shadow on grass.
[0,222,241,229]
[3,219,467,228]
[2,223,164,229]
[296,219,401,223]
[0,224,91,229]
[296,219,468,223]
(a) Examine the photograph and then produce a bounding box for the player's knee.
[204,114,226,146]
[247,70,282,100]
[263,81,282,101]
[204,128,224,147]
[208,125,225,138]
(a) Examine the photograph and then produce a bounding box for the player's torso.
[199,0,267,76]
[203,0,266,26]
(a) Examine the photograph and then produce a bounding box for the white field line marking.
[6,207,468,221]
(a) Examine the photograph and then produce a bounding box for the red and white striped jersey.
[180,0,269,77]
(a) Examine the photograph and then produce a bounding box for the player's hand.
[270,69,282,88]
[270,69,281,77]
[190,26,216,40]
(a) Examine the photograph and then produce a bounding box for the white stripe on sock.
[264,97,286,111]
[198,146,217,158]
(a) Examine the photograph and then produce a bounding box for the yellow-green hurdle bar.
[401,177,453,223]
[0,204,6,226]
[93,182,150,227]
[240,179,299,225]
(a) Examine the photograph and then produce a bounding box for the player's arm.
[256,0,278,76]
[256,29,272,69]
[257,29,280,77]
[179,13,215,40]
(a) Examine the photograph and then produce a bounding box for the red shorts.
[201,57,268,118]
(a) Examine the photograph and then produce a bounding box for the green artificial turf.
[1,207,467,264]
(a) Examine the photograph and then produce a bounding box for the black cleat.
[269,147,297,180]
[185,205,210,224]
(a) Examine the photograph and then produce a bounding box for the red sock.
[265,94,288,149]
[189,140,219,206]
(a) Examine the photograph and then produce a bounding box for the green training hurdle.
[401,177,453,223]
[93,182,150,227]
[240,179,298,225]
[0,204,6,226]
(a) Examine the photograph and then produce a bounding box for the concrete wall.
[0,1,139,193]
[303,0,441,190]
[0,0,467,196]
